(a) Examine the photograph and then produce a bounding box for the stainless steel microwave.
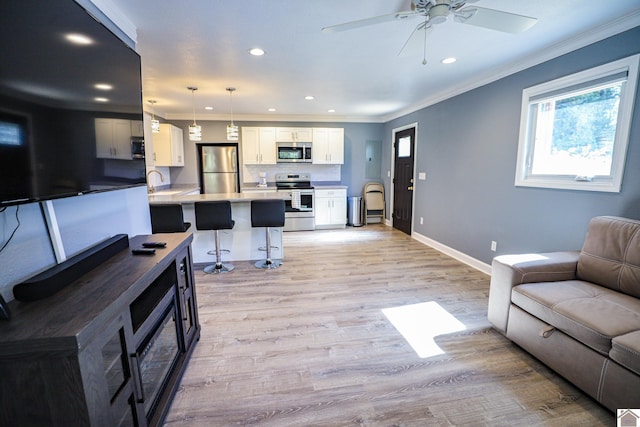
[277,142,312,163]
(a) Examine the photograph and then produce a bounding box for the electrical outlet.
[491,241,497,252]
[420,217,423,225]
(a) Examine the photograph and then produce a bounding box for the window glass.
[398,136,411,157]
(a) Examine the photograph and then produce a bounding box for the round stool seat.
[150,204,191,233]
[195,201,235,230]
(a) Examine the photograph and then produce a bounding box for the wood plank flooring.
[165,225,613,426]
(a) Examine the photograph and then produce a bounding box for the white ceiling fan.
[322,0,538,64]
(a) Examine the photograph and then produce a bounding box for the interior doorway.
[392,126,416,235]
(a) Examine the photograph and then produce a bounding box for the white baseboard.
[412,231,492,276]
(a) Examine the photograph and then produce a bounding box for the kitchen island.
[149,192,288,264]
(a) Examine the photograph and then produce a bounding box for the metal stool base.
[255,259,282,269]
[204,263,235,274]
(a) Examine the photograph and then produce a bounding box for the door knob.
[408,186,413,191]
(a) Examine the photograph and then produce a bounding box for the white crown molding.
[163,112,383,124]
[88,0,137,44]
[382,11,640,123]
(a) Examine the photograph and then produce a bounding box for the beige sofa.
[488,216,640,411]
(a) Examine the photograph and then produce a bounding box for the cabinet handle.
[130,353,145,403]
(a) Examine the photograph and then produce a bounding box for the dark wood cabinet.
[0,233,199,427]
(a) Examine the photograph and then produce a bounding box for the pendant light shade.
[188,86,201,141]
[226,87,238,141]
[148,100,160,133]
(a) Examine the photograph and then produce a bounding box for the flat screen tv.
[0,0,145,207]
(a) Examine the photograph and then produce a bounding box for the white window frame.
[515,54,639,192]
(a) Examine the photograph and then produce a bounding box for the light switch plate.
[418,172,426,180]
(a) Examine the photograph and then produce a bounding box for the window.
[398,135,411,157]
[515,54,639,192]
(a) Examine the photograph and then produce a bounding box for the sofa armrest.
[487,251,579,333]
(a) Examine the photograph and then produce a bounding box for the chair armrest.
[487,251,579,333]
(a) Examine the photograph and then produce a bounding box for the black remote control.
[132,248,156,255]
[142,242,167,248]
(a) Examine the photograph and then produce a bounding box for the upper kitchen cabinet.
[312,128,344,164]
[242,127,277,165]
[95,118,133,160]
[276,127,312,142]
[130,120,144,137]
[154,123,184,167]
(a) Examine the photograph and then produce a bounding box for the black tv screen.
[0,0,145,206]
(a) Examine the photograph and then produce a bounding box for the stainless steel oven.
[275,173,314,231]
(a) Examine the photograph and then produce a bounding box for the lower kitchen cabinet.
[315,188,347,229]
[0,233,199,427]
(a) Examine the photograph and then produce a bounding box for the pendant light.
[226,87,238,141]
[187,86,201,141]
[148,100,160,133]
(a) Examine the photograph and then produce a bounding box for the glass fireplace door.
[137,303,180,419]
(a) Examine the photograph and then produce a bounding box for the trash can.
[348,196,363,227]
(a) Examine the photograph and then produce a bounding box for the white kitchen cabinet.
[276,127,312,142]
[242,127,276,165]
[314,188,347,229]
[95,118,133,160]
[154,123,184,166]
[312,128,344,164]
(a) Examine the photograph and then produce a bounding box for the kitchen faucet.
[146,169,164,193]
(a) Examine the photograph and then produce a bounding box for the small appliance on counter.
[257,172,267,188]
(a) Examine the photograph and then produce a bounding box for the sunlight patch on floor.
[382,301,466,358]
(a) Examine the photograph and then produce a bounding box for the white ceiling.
[103,0,640,123]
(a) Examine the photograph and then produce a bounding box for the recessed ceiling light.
[441,57,457,64]
[94,83,112,91]
[65,33,93,45]
[328,109,335,113]
[305,95,314,100]
[205,106,213,110]
[249,48,265,56]
[268,108,276,112]
[94,97,109,103]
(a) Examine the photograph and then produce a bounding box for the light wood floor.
[165,225,613,426]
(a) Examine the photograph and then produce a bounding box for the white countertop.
[313,185,348,189]
[149,191,288,204]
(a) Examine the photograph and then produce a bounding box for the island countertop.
[149,191,288,204]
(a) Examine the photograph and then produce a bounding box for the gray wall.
[383,27,640,265]
[0,186,152,302]
[165,120,384,197]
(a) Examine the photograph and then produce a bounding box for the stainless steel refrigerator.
[199,144,239,193]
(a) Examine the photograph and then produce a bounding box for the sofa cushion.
[511,280,640,355]
[577,216,640,298]
[611,331,640,376]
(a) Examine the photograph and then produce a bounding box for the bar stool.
[195,201,235,274]
[150,204,191,233]
[251,199,285,269]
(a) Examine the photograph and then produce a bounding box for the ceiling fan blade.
[454,6,537,34]
[322,11,418,33]
[398,21,432,57]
